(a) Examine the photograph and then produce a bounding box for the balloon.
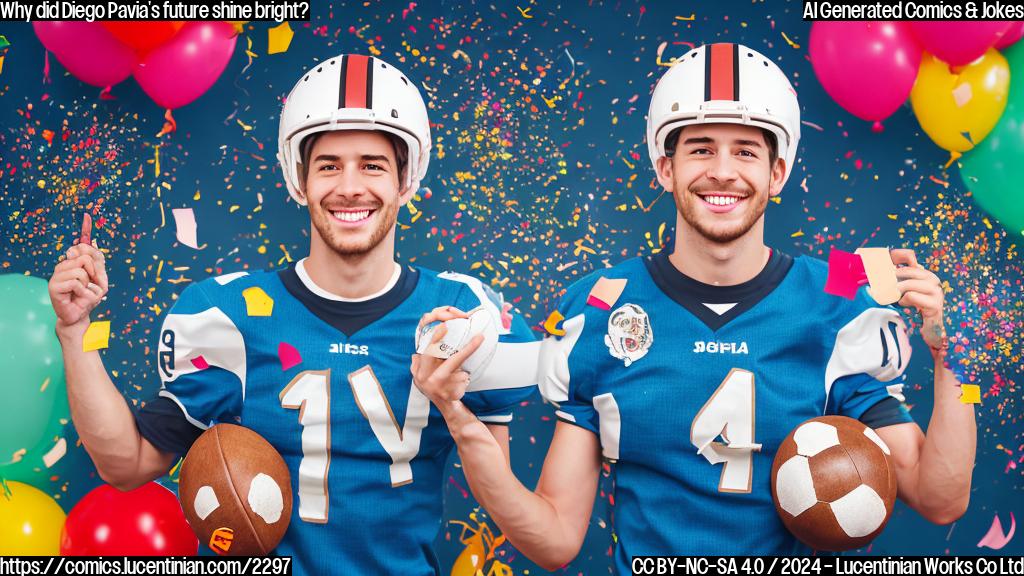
[32,21,136,87]
[61,483,198,556]
[911,50,1010,153]
[101,21,184,55]
[995,22,1024,49]
[0,481,66,555]
[133,21,237,110]
[809,22,923,123]
[909,22,1012,66]
[0,275,69,481]
[960,42,1024,235]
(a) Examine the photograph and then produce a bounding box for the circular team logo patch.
[604,303,653,367]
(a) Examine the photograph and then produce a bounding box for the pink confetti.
[191,356,209,370]
[278,342,302,371]
[825,248,868,299]
[977,512,1015,550]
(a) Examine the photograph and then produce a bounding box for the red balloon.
[60,483,198,556]
[101,21,184,55]
[133,21,237,110]
[809,21,923,123]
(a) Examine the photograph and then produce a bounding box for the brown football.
[771,415,897,551]
[178,424,292,556]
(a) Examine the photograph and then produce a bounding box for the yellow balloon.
[911,49,1010,153]
[0,481,66,555]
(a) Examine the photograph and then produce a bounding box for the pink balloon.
[909,22,1012,65]
[809,22,922,123]
[33,21,136,87]
[995,21,1024,49]
[133,21,237,110]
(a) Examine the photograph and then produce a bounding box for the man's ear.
[768,158,787,197]
[398,180,417,205]
[656,156,676,193]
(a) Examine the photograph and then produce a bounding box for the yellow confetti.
[516,5,532,18]
[242,287,274,316]
[959,384,981,404]
[268,22,294,55]
[790,229,804,238]
[543,310,566,336]
[675,13,696,20]
[83,321,111,352]
[781,31,800,49]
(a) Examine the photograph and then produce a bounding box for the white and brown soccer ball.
[771,416,897,551]
[178,424,292,556]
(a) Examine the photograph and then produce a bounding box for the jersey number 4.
[690,368,762,493]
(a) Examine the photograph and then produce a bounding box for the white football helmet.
[278,54,431,205]
[646,43,801,188]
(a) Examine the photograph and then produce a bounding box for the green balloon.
[0,275,69,487]
[960,42,1024,236]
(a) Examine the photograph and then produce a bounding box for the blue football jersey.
[137,261,538,575]
[537,250,913,568]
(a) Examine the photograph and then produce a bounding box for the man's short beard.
[310,199,398,256]
[675,180,768,244]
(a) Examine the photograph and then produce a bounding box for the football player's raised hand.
[48,213,109,338]
[891,249,946,353]
[411,306,484,409]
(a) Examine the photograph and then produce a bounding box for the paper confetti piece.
[978,512,1015,550]
[855,248,901,305]
[952,82,973,108]
[543,310,566,336]
[587,277,627,310]
[191,356,210,370]
[172,208,199,249]
[242,287,274,317]
[42,438,67,468]
[268,22,294,55]
[825,248,868,299]
[278,342,302,371]
[959,384,981,404]
[82,321,111,352]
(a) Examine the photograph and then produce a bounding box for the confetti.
[171,208,199,249]
[82,321,111,352]
[959,384,981,404]
[268,22,294,54]
[855,248,901,305]
[587,277,627,310]
[977,512,1015,550]
[278,342,302,371]
[543,310,566,337]
[825,248,867,300]
[242,287,274,317]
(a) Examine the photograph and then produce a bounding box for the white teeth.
[702,196,740,206]
[332,210,371,222]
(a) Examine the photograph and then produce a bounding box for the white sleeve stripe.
[157,389,211,431]
[594,392,621,461]
[824,307,911,408]
[554,410,577,423]
[466,341,541,392]
[537,314,586,403]
[160,307,248,401]
[478,414,513,424]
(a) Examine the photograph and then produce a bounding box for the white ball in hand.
[415,307,499,376]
